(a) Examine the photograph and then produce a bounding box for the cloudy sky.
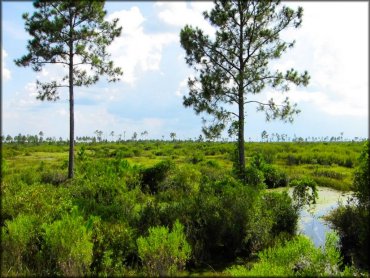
[2,1,368,141]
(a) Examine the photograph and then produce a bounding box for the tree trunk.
[237,90,245,180]
[237,3,246,181]
[68,63,74,179]
[68,13,74,179]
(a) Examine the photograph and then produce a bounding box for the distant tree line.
[1,131,367,145]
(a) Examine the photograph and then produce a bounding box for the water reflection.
[296,187,353,247]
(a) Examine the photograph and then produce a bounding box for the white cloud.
[265,2,368,118]
[175,77,189,97]
[8,82,40,110]
[264,89,366,118]
[36,68,49,78]
[155,2,215,37]
[107,6,178,85]
[75,87,123,104]
[2,49,11,81]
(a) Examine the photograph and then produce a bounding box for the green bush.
[19,167,41,184]
[188,152,204,164]
[263,191,298,237]
[2,182,73,224]
[41,169,68,185]
[226,233,355,276]
[2,214,38,276]
[141,160,173,194]
[291,177,318,210]
[179,179,271,262]
[244,165,265,187]
[353,140,369,208]
[247,153,288,188]
[198,160,226,183]
[42,206,93,276]
[90,219,138,276]
[162,164,201,195]
[326,142,369,271]
[326,204,369,271]
[261,164,288,188]
[137,219,191,276]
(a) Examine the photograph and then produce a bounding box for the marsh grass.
[1,141,364,276]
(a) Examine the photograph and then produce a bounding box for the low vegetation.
[1,140,368,276]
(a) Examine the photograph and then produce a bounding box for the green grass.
[3,141,361,191]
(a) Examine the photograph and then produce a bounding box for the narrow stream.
[296,187,353,247]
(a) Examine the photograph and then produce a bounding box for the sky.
[1,1,369,141]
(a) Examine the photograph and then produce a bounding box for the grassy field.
[3,140,362,191]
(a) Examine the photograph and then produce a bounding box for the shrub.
[353,140,369,208]
[246,153,288,188]
[137,220,191,276]
[198,160,225,183]
[162,164,201,195]
[19,167,40,184]
[2,182,73,224]
[188,152,204,164]
[41,169,68,185]
[244,165,265,187]
[291,177,318,210]
[250,152,266,169]
[42,206,93,276]
[225,233,355,276]
[261,164,288,188]
[325,203,369,271]
[180,180,270,263]
[287,154,300,165]
[141,160,173,194]
[1,214,38,276]
[90,219,138,276]
[243,196,275,253]
[263,191,298,237]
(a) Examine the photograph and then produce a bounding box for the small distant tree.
[5,135,13,143]
[38,131,44,143]
[94,130,103,142]
[110,131,115,142]
[15,0,123,178]
[141,130,148,140]
[170,132,176,141]
[132,132,137,141]
[261,130,268,142]
[180,0,309,180]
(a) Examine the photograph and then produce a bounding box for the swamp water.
[296,187,353,247]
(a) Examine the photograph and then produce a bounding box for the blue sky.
[2,1,368,141]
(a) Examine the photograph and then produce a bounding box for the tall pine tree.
[15,0,123,178]
[180,0,310,180]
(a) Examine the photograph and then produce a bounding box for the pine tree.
[180,0,310,180]
[15,0,123,178]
